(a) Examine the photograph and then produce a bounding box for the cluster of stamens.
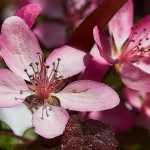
[17,53,64,119]
[120,27,150,63]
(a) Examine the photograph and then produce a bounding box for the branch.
[69,0,127,51]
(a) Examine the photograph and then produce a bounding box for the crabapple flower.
[93,0,150,91]
[0,16,119,139]
[124,87,150,117]
[14,1,101,48]
[86,104,136,132]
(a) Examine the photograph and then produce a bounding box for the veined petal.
[32,106,69,139]
[46,46,86,79]
[16,3,42,28]
[133,58,150,74]
[108,0,133,50]
[120,64,150,92]
[0,104,32,136]
[0,69,31,107]
[0,16,42,81]
[53,80,120,112]
[122,15,150,68]
[93,26,113,63]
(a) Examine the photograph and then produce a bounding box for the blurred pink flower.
[93,0,150,91]
[124,87,150,117]
[85,104,136,132]
[0,16,119,138]
[13,0,100,48]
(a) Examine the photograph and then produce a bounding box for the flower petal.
[0,69,31,107]
[46,46,86,79]
[0,16,42,81]
[88,104,135,132]
[133,58,150,75]
[16,3,42,28]
[32,106,69,139]
[126,15,150,52]
[79,45,110,81]
[34,22,66,48]
[120,63,150,92]
[108,0,133,50]
[93,26,112,63]
[53,80,120,112]
[122,15,150,71]
[0,104,32,136]
[123,87,145,109]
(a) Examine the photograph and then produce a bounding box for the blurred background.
[0,0,149,150]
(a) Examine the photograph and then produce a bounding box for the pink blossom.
[13,1,101,48]
[85,104,136,132]
[124,87,150,117]
[0,16,119,139]
[93,0,150,91]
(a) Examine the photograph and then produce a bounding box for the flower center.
[24,54,63,109]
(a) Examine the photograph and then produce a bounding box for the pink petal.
[32,106,69,139]
[93,26,113,63]
[124,91,150,118]
[108,0,133,50]
[16,3,42,28]
[34,22,66,48]
[141,93,150,117]
[133,58,150,75]
[126,15,150,52]
[79,45,110,81]
[46,46,86,79]
[0,16,42,81]
[0,69,31,107]
[123,87,145,109]
[88,104,135,132]
[53,80,120,112]
[0,104,32,136]
[120,64,150,92]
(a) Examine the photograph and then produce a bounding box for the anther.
[46,65,50,69]
[29,75,34,80]
[24,68,32,80]
[29,63,33,67]
[57,58,61,61]
[24,69,27,72]
[35,62,39,66]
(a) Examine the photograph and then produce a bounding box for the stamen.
[121,26,150,63]
[29,63,37,75]
[24,56,63,113]
[24,69,32,81]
